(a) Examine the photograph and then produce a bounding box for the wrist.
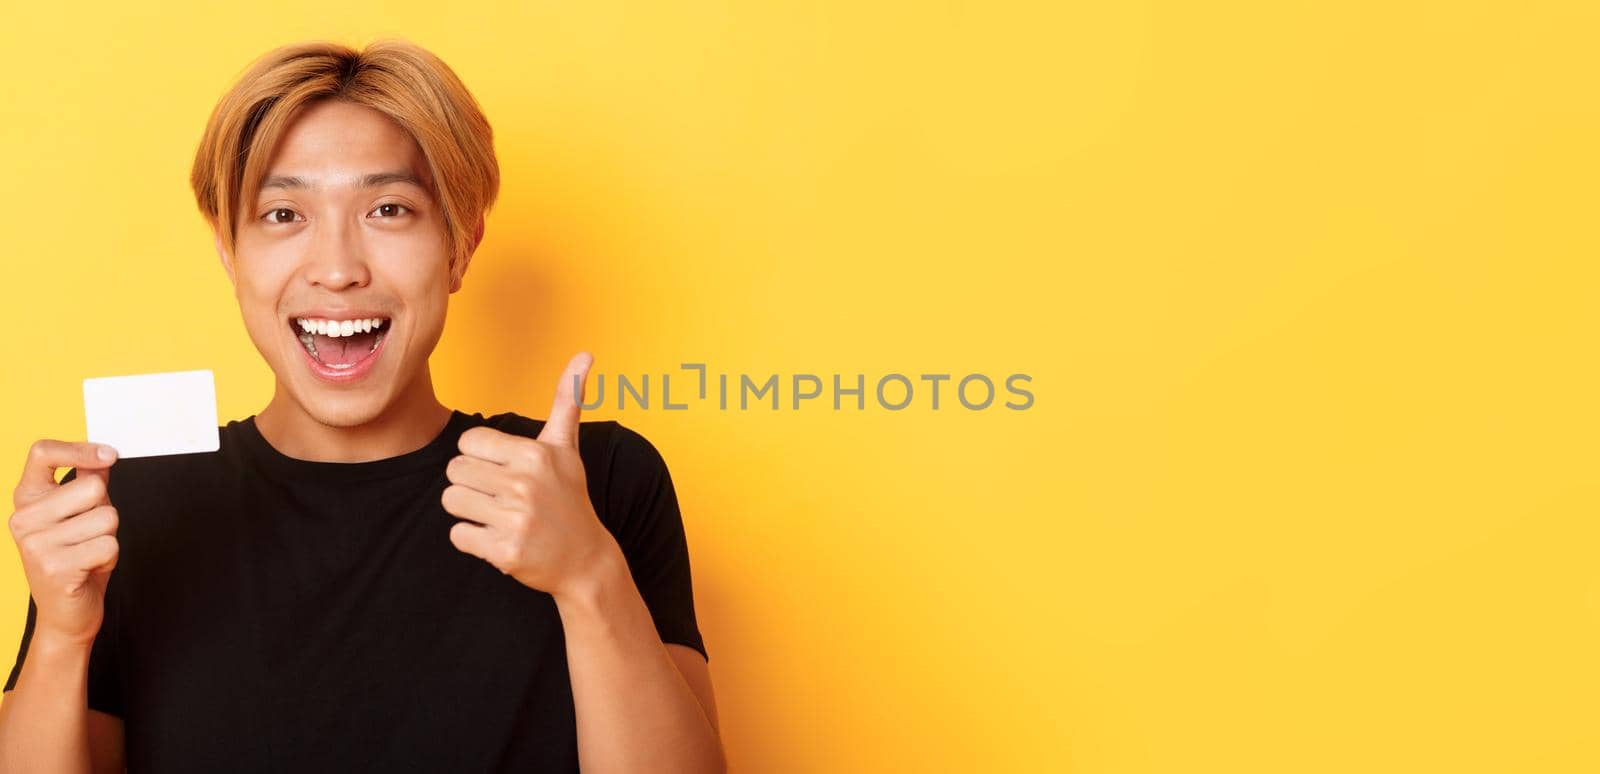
[27,629,96,663]
[554,539,629,613]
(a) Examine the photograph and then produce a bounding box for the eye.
[263,208,301,224]
[370,203,410,218]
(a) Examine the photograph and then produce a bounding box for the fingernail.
[97,446,116,462]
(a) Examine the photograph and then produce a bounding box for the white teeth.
[293,317,390,339]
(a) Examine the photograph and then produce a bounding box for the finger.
[11,476,110,540]
[75,468,110,497]
[445,454,524,502]
[440,483,520,529]
[15,440,116,508]
[538,351,593,449]
[38,504,118,548]
[447,520,509,572]
[59,533,119,575]
[457,426,532,467]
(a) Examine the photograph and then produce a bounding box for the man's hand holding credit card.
[6,369,218,648]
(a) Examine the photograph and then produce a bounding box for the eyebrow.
[259,170,427,191]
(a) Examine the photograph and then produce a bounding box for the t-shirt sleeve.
[2,467,126,717]
[603,425,709,662]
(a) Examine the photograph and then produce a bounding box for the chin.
[294,389,396,429]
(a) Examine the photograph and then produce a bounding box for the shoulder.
[597,422,671,480]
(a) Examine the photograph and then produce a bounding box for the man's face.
[225,99,458,428]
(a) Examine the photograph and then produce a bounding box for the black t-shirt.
[3,410,707,772]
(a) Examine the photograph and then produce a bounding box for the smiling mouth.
[288,316,391,370]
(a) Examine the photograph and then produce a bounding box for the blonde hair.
[189,39,499,283]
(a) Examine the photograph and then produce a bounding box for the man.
[0,39,724,772]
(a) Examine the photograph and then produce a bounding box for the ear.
[448,217,486,294]
[213,230,235,286]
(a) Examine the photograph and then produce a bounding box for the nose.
[302,218,371,290]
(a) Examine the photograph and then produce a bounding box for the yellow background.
[1,1,1596,771]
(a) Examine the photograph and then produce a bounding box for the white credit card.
[83,369,220,458]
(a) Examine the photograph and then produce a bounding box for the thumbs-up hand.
[442,352,622,599]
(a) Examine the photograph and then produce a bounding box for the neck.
[253,364,454,463]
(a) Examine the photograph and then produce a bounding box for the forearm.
[0,634,94,773]
[556,547,725,774]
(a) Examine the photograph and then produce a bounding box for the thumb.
[538,352,594,448]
